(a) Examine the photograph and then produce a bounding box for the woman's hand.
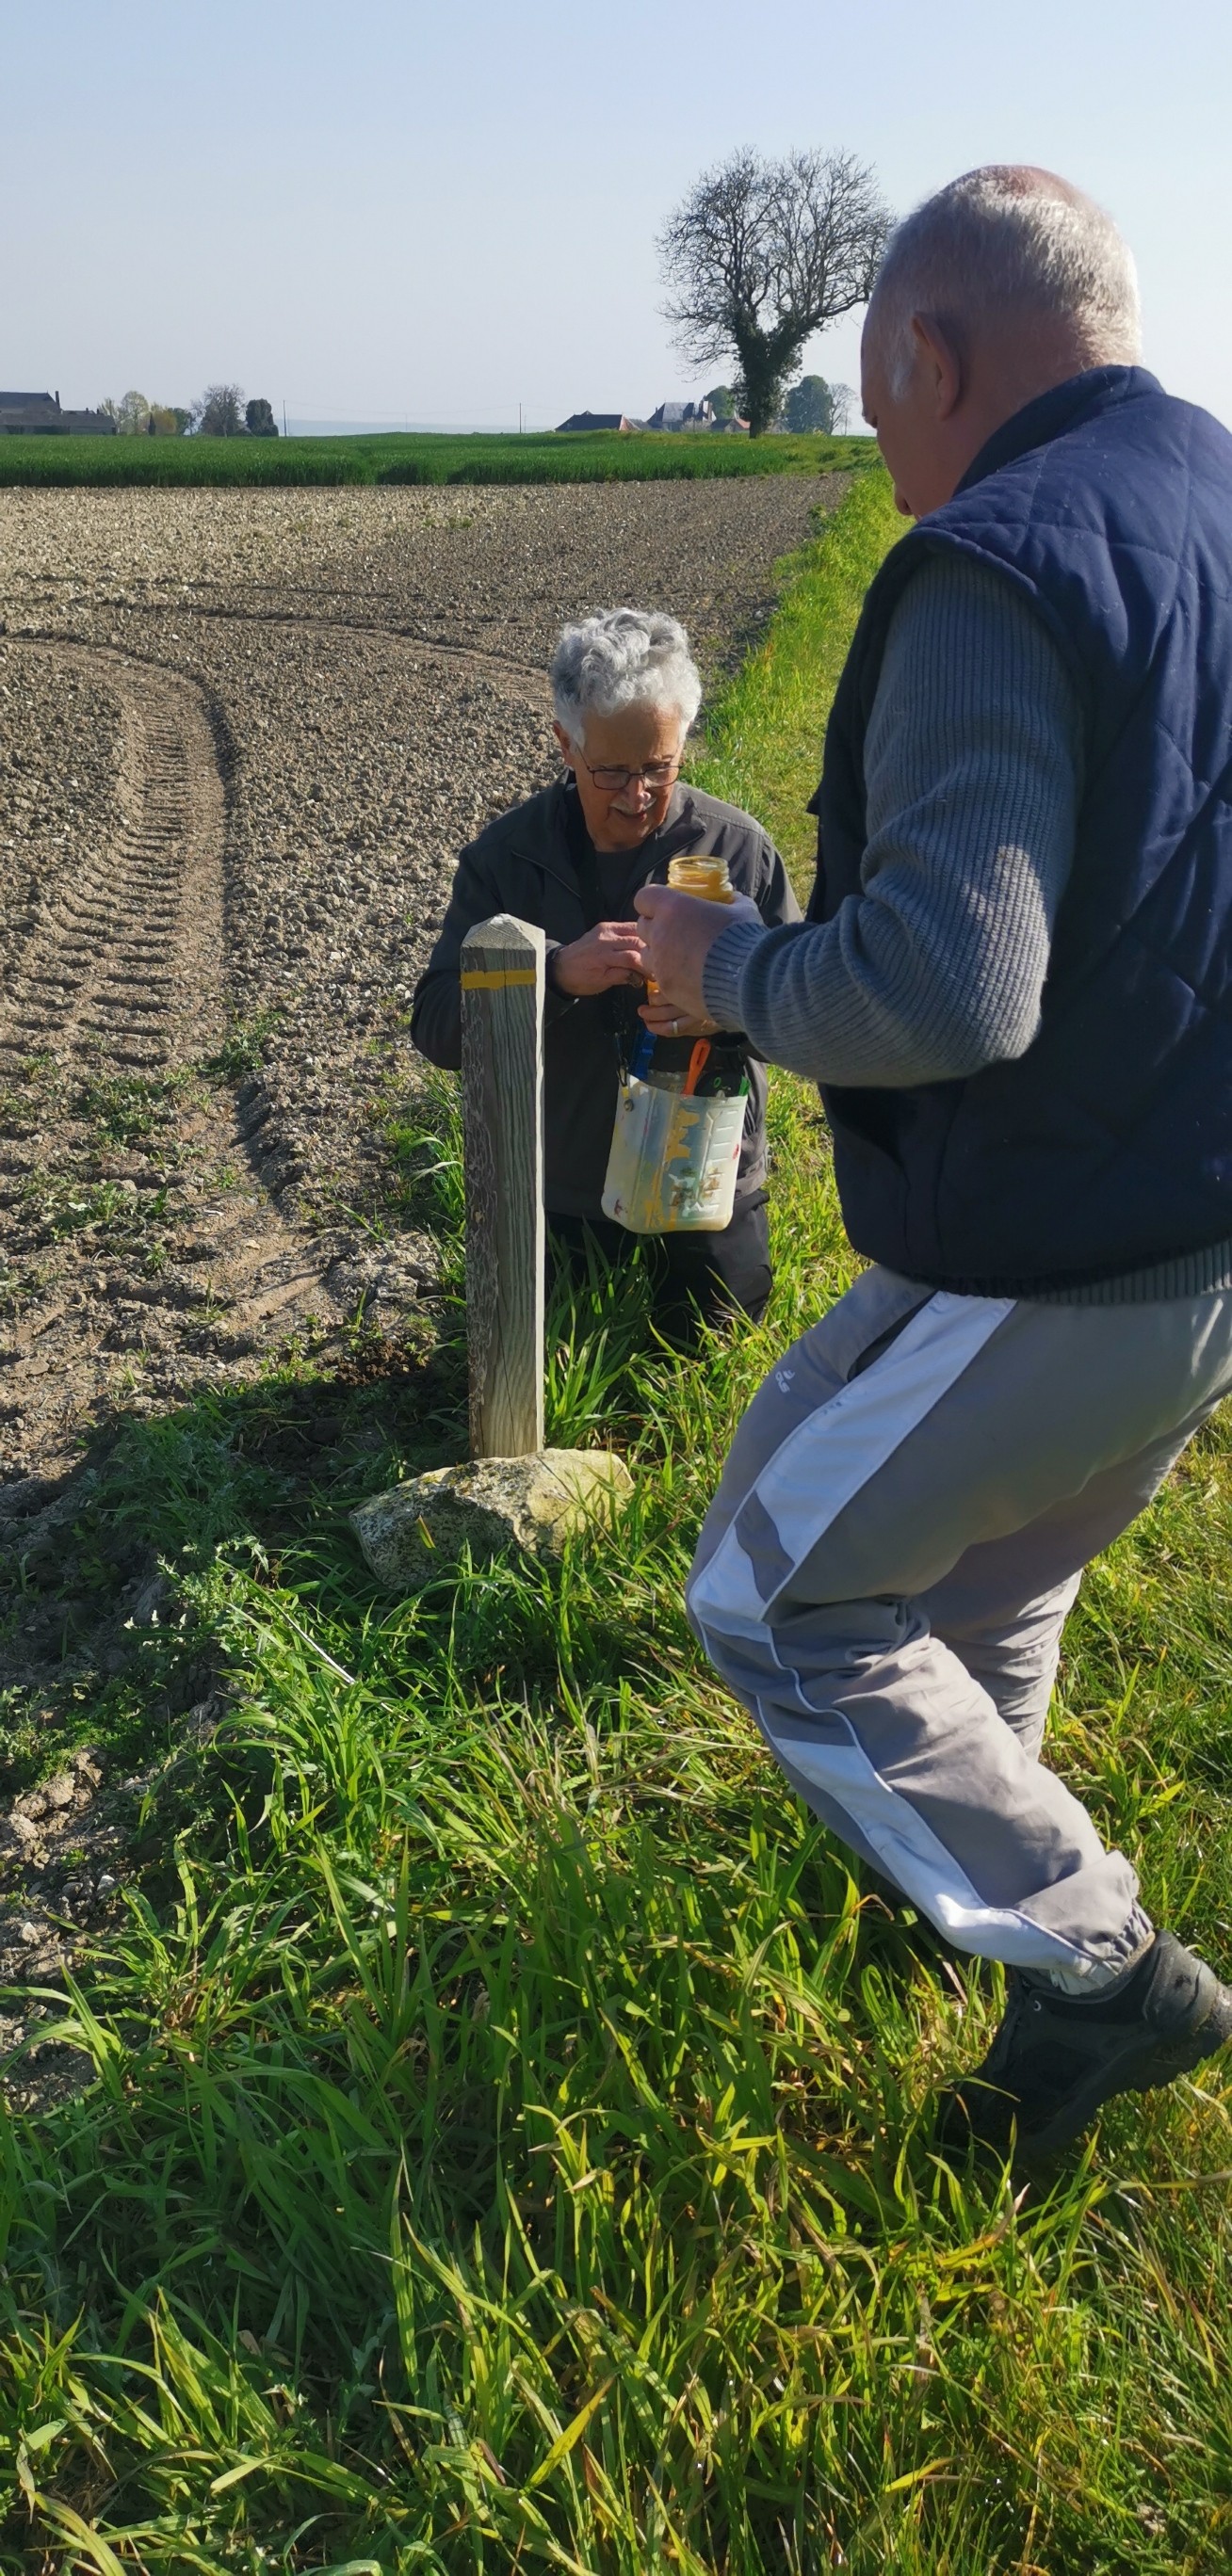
[639,997,718,1038]
[550,921,645,996]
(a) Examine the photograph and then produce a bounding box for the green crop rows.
[0,427,875,490]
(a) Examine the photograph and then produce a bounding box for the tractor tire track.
[0,643,365,1486]
[0,644,226,1083]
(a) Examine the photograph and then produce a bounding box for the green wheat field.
[0,429,871,491]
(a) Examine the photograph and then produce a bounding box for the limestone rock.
[350,1448,633,1586]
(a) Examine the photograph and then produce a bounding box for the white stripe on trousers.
[687,1288,1119,1974]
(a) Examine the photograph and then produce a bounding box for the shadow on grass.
[0,1185,676,1802]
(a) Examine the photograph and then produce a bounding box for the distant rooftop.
[555,411,638,435]
[0,389,115,435]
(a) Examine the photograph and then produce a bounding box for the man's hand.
[634,883,761,1023]
[550,920,645,997]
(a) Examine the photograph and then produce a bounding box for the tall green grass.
[4,474,1232,2573]
[686,470,904,884]
[0,429,874,491]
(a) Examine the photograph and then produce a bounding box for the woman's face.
[553,702,685,852]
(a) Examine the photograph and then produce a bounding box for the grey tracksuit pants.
[688,1267,1232,1986]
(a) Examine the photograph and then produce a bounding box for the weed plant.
[199,1008,287,1084]
[3,476,1232,2571]
[0,430,875,492]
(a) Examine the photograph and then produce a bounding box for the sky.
[6,0,1232,431]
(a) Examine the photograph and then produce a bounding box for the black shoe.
[935,1931,1232,2165]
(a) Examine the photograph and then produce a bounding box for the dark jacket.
[811,367,1232,1295]
[413,778,800,1218]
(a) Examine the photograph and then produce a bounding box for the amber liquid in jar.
[645,854,736,999]
[666,853,736,903]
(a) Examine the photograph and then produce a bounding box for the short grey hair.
[550,608,703,748]
[868,165,1142,394]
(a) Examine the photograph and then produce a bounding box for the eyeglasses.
[578,755,680,794]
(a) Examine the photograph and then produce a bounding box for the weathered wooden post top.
[460,911,545,1458]
[349,909,632,1588]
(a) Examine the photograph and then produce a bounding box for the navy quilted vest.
[811,366,1232,1294]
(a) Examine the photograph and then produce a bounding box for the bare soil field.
[0,476,835,1482]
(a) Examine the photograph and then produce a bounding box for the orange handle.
[684,1039,711,1096]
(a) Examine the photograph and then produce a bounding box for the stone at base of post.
[350,1448,633,1589]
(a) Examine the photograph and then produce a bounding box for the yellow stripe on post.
[461,968,539,990]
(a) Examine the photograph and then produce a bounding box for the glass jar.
[666,853,736,902]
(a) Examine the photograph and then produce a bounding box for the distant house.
[648,399,708,431]
[648,398,750,435]
[555,411,639,433]
[0,390,116,436]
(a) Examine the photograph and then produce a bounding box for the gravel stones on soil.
[0,655,125,981]
[0,477,828,667]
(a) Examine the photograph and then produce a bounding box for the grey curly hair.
[550,608,703,748]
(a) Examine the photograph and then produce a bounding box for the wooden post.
[461,912,545,1457]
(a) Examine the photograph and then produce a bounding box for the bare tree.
[192,383,246,438]
[829,382,860,434]
[658,150,890,437]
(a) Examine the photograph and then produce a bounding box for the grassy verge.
[5,475,1232,2573]
[0,428,875,491]
[686,468,903,885]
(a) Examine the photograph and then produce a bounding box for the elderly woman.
[411,609,799,1334]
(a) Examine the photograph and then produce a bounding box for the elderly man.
[639,166,1232,2161]
[412,608,799,1337]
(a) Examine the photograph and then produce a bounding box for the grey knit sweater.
[702,552,1232,1304]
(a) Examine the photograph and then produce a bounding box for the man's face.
[861,317,959,521]
[556,702,685,852]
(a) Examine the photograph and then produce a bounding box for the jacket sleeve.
[409,837,500,1071]
[410,836,582,1069]
[756,835,802,928]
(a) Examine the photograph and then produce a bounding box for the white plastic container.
[602,1074,747,1233]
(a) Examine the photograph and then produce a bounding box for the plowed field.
[0,475,837,1485]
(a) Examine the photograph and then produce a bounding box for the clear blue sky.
[7,0,1231,429]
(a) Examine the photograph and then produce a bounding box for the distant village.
[0,387,278,438]
[559,397,748,434]
[558,378,851,435]
[1,378,849,441]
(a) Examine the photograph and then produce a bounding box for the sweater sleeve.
[701,552,1083,1087]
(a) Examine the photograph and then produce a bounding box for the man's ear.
[911,314,964,420]
[551,719,577,767]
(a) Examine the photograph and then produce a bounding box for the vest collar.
[956,364,1164,499]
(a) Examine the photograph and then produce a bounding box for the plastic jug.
[602,853,750,1234]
